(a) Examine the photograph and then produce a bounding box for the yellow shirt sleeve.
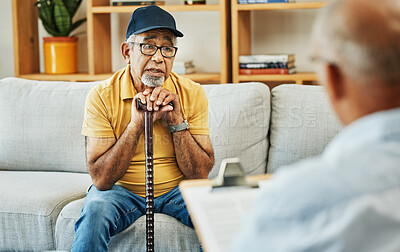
[81,86,115,138]
[187,85,209,135]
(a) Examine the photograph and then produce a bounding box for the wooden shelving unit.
[12,0,326,84]
[231,1,327,84]
[12,0,230,84]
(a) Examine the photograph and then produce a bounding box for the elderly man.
[233,0,400,251]
[71,5,214,251]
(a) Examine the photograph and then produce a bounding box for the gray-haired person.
[72,5,213,251]
[233,0,400,251]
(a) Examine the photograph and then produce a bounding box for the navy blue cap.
[125,5,184,40]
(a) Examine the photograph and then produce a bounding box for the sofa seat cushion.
[267,84,342,172]
[0,171,92,251]
[55,198,199,251]
[203,83,270,177]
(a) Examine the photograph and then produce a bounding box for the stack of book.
[238,0,295,4]
[239,54,296,75]
[173,61,196,75]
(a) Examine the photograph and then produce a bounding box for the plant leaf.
[53,0,71,36]
[42,20,64,36]
[62,0,82,19]
[35,0,51,24]
[61,0,77,18]
[36,0,58,36]
[70,18,86,33]
[74,0,83,17]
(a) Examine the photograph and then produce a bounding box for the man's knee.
[83,197,115,215]
[80,187,121,224]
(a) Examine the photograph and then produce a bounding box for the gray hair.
[126,34,137,50]
[312,0,400,85]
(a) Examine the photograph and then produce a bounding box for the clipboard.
[180,158,272,252]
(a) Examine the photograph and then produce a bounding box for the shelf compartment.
[91,5,221,13]
[231,0,327,83]
[238,72,317,84]
[88,0,229,83]
[181,73,221,83]
[235,2,327,11]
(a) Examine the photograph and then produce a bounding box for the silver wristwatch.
[168,120,189,133]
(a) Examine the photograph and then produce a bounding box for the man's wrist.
[127,120,144,134]
[167,114,185,125]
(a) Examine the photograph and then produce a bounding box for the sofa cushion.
[55,198,199,251]
[0,77,96,173]
[0,171,92,251]
[267,84,342,172]
[203,83,270,178]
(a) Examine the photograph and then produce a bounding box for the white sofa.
[0,77,342,251]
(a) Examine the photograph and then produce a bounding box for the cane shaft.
[144,110,154,252]
[136,98,173,252]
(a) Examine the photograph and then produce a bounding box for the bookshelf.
[231,1,327,84]
[12,0,230,84]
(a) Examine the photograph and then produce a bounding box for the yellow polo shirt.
[82,65,209,197]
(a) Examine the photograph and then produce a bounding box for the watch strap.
[168,120,189,133]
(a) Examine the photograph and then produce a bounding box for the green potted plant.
[35,0,86,74]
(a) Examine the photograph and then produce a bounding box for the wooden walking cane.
[136,99,175,252]
[136,99,155,252]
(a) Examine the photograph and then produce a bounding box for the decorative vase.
[43,37,78,74]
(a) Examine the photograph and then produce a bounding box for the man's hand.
[133,86,184,125]
[132,85,214,180]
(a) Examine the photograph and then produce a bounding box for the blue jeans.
[71,185,195,252]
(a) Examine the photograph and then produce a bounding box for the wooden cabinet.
[12,0,230,83]
[230,1,327,84]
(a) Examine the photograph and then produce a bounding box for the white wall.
[252,9,318,72]
[0,0,323,78]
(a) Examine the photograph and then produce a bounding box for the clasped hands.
[132,86,184,126]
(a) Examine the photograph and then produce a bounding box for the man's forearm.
[172,131,214,179]
[88,123,143,190]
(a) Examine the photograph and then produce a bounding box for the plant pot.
[43,37,78,74]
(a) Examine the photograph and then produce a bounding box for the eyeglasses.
[130,42,178,58]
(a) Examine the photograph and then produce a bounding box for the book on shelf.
[238,0,295,4]
[173,66,196,75]
[239,54,295,64]
[112,1,165,6]
[267,0,295,2]
[239,67,297,75]
[173,60,194,68]
[173,60,196,75]
[240,61,295,69]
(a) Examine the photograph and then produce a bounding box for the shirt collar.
[120,64,136,100]
[324,107,400,158]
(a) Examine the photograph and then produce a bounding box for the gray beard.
[141,72,165,87]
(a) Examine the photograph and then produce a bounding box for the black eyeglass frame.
[129,42,178,58]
